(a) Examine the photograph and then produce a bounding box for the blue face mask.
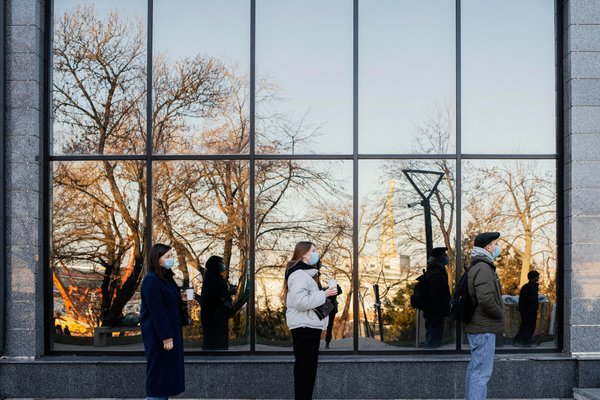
[492,245,501,259]
[219,262,227,273]
[441,256,449,265]
[307,252,319,266]
[163,258,175,269]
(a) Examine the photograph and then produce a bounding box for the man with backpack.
[464,232,504,400]
[422,247,452,348]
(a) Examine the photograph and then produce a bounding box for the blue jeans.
[465,333,496,400]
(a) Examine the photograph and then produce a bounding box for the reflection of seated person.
[200,256,242,350]
[54,324,64,335]
[63,326,71,336]
[513,271,540,347]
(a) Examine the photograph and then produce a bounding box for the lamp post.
[402,169,444,259]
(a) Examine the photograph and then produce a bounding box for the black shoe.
[325,342,330,349]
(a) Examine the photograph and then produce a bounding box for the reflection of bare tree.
[52,6,228,328]
[465,162,556,289]
[53,161,145,327]
[53,6,146,154]
[52,6,354,338]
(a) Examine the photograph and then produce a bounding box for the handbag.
[313,298,335,320]
[180,301,192,327]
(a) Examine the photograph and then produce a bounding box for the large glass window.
[255,160,353,350]
[52,0,147,156]
[461,0,556,154]
[359,160,456,349]
[52,160,146,349]
[49,0,559,353]
[462,160,558,348]
[256,0,353,154]
[153,0,250,155]
[359,0,456,154]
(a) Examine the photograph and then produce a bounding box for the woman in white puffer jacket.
[282,241,338,400]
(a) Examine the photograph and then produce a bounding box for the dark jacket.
[464,256,504,334]
[316,276,343,314]
[518,282,539,316]
[423,260,452,319]
[200,257,233,350]
[140,271,185,397]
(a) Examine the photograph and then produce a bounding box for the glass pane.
[359,160,457,350]
[462,160,557,349]
[153,161,250,351]
[256,0,353,154]
[51,161,146,351]
[461,0,555,154]
[359,0,456,154]
[53,0,147,155]
[153,0,250,154]
[255,161,353,350]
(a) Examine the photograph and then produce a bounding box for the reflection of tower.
[378,179,398,260]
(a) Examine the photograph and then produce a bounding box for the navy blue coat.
[140,271,185,397]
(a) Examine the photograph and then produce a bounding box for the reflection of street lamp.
[402,169,444,259]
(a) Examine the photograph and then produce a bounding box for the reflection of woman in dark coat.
[200,255,233,350]
[140,243,185,399]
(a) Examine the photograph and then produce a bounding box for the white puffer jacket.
[286,269,329,330]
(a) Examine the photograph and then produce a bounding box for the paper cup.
[185,288,194,301]
[327,279,337,289]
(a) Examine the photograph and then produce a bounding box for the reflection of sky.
[256,0,353,154]
[359,0,455,154]
[55,0,556,156]
[55,0,147,21]
[153,0,249,68]
[461,0,555,154]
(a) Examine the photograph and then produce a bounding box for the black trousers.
[424,316,445,348]
[514,312,537,344]
[325,312,336,344]
[291,327,322,400]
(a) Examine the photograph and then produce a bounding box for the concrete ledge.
[0,355,577,399]
[574,388,600,400]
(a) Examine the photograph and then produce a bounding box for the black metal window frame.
[43,0,564,355]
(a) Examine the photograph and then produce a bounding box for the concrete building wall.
[564,0,600,355]
[4,0,45,358]
[3,0,600,398]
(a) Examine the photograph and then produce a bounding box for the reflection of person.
[140,243,185,400]
[423,247,452,349]
[464,232,504,400]
[63,326,71,336]
[513,270,540,347]
[315,260,343,349]
[283,241,338,400]
[199,255,235,350]
[54,325,64,335]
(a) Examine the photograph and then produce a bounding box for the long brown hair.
[280,241,315,303]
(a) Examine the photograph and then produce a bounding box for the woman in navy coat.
[140,243,185,399]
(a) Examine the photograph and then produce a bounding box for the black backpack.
[410,270,432,311]
[451,269,476,323]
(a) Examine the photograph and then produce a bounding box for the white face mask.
[305,269,318,277]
